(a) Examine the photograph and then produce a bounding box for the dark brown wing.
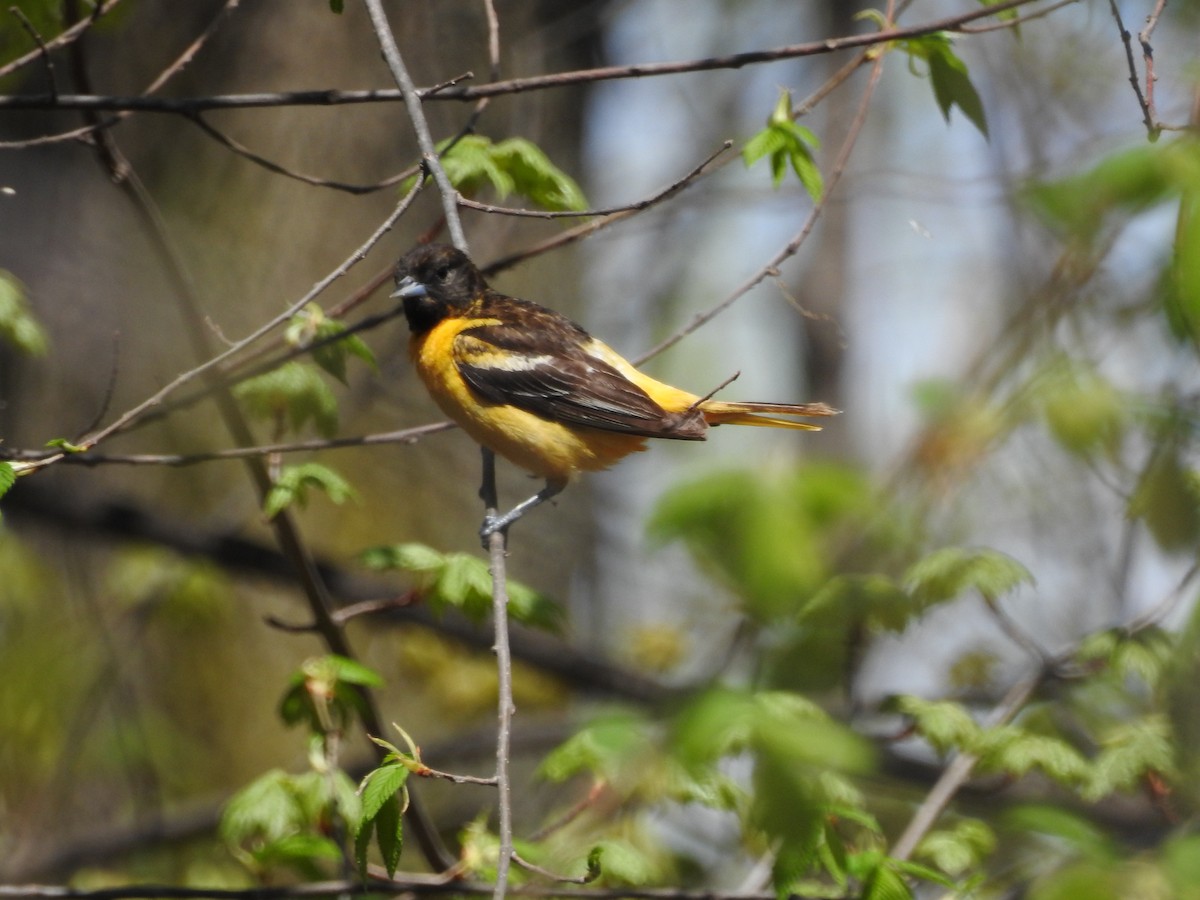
[455,295,706,440]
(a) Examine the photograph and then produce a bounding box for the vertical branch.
[480,449,515,898]
[361,3,515,895]
[361,0,468,252]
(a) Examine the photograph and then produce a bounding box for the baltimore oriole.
[392,244,837,538]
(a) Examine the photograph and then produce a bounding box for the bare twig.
[960,0,1079,33]
[9,6,59,99]
[481,142,732,276]
[635,27,888,365]
[0,0,1053,115]
[1138,0,1169,133]
[362,0,468,252]
[10,180,422,479]
[186,113,419,194]
[511,853,593,884]
[889,672,1042,861]
[0,0,122,80]
[0,880,803,900]
[1108,0,1157,138]
[0,422,459,467]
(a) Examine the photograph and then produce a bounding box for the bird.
[391,243,837,539]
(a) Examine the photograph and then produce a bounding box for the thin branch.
[511,853,593,885]
[0,881,806,900]
[1138,0,1169,134]
[362,0,468,252]
[2,422,458,467]
[480,142,732,277]
[185,112,418,194]
[1108,0,1157,138]
[635,27,888,365]
[479,448,516,900]
[9,6,59,99]
[0,0,1053,115]
[11,181,422,478]
[960,0,1079,33]
[889,672,1042,861]
[0,0,123,80]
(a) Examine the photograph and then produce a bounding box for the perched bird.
[392,243,836,538]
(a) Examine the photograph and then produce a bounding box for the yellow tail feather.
[699,400,838,430]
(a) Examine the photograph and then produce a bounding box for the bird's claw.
[479,514,508,549]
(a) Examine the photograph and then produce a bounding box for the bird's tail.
[699,400,839,430]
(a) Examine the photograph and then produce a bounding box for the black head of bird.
[392,244,487,333]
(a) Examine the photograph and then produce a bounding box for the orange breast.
[410,320,648,484]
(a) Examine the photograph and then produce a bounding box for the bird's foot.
[479,512,511,549]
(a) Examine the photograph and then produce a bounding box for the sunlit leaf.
[902,34,988,138]
[404,134,587,212]
[742,90,823,199]
[235,361,339,437]
[906,546,1033,606]
[286,304,377,384]
[264,463,358,519]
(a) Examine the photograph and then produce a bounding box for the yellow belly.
[411,321,647,484]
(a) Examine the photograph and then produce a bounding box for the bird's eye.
[435,265,450,282]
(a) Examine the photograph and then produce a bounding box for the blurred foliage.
[5,4,1200,900]
[0,269,48,356]
[362,541,563,631]
[402,135,588,212]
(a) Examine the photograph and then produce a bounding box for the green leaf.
[1166,185,1200,347]
[1129,439,1200,552]
[905,546,1033,605]
[329,0,343,11]
[278,655,381,733]
[44,437,85,452]
[902,34,988,139]
[359,763,410,823]
[0,270,48,356]
[362,542,446,573]
[861,861,914,900]
[915,818,996,877]
[0,462,14,506]
[1086,714,1175,800]
[586,838,661,886]
[286,305,377,384]
[804,574,911,632]
[360,542,561,629]
[221,769,302,847]
[539,712,651,782]
[1027,140,1198,243]
[264,463,358,519]
[742,90,823,200]
[1038,363,1125,458]
[355,789,404,878]
[1002,805,1117,862]
[889,696,981,755]
[235,361,339,437]
[493,138,588,211]
[978,730,1091,785]
[405,135,587,212]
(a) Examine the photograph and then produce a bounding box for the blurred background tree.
[3,1,1200,898]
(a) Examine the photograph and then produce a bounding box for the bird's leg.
[479,480,564,541]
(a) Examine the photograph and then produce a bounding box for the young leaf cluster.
[406,134,588,212]
[742,90,823,200]
[362,541,563,630]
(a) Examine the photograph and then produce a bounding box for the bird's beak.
[391,276,427,300]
